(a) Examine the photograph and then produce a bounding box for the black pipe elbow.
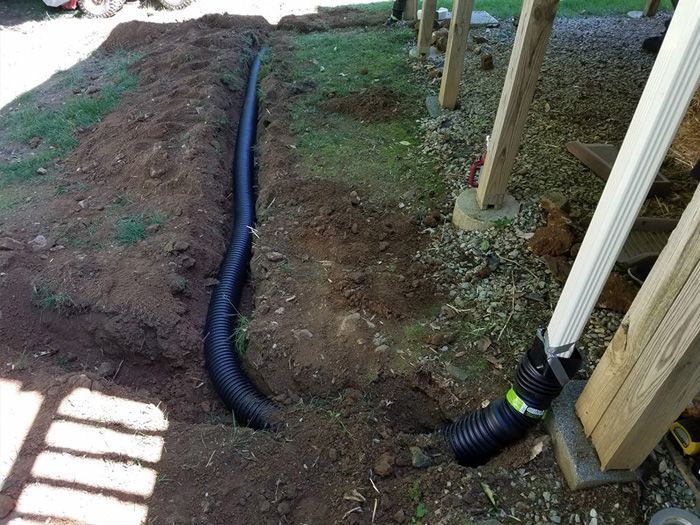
[443,335,582,467]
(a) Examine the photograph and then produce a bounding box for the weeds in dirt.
[0,50,140,185]
[11,349,30,371]
[233,315,250,355]
[54,181,89,196]
[328,409,353,437]
[31,285,74,312]
[279,260,294,273]
[290,28,446,205]
[407,480,427,525]
[114,213,164,245]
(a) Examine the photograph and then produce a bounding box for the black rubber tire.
[158,0,193,9]
[78,0,125,18]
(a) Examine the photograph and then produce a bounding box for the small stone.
[658,459,668,473]
[410,446,432,468]
[393,509,406,523]
[379,241,389,252]
[180,255,196,269]
[542,491,551,502]
[473,35,488,44]
[374,344,389,353]
[349,271,366,284]
[328,447,338,461]
[480,53,494,70]
[86,85,101,94]
[590,509,597,518]
[349,191,361,205]
[173,240,190,252]
[0,494,16,519]
[36,167,48,175]
[277,502,291,515]
[259,500,270,512]
[266,251,285,262]
[351,223,358,234]
[96,361,117,378]
[293,329,313,339]
[146,224,161,234]
[168,274,187,295]
[374,452,394,477]
[30,235,48,251]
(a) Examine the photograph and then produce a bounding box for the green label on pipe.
[505,388,546,420]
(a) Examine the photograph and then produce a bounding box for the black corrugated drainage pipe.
[204,49,279,430]
[443,330,582,466]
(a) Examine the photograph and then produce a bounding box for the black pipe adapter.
[443,334,582,467]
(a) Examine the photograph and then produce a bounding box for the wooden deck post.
[643,0,661,16]
[576,188,700,469]
[437,0,474,110]
[417,0,438,58]
[404,0,418,20]
[474,0,559,209]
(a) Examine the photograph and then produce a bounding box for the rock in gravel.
[349,191,361,205]
[36,167,48,175]
[266,251,285,262]
[0,237,23,251]
[96,361,117,378]
[410,446,432,468]
[0,494,15,519]
[351,223,358,234]
[29,235,48,251]
[374,452,394,477]
[480,53,494,70]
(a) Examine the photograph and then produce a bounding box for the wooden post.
[437,0,474,109]
[417,0,437,58]
[643,0,661,16]
[474,0,558,209]
[575,186,700,469]
[404,0,418,20]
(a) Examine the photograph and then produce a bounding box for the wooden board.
[404,0,418,20]
[474,0,559,209]
[644,0,661,16]
[437,0,474,110]
[417,0,438,57]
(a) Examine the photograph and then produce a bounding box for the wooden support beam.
[404,0,418,20]
[575,188,700,470]
[474,0,558,209]
[437,0,474,109]
[416,0,437,58]
[643,0,661,16]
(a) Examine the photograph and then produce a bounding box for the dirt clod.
[374,452,395,477]
[321,88,402,122]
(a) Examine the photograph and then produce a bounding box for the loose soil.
[321,88,404,122]
[0,8,694,525]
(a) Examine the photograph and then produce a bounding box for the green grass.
[32,285,74,312]
[0,50,140,186]
[347,0,674,18]
[233,315,250,355]
[290,28,446,204]
[114,213,164,245]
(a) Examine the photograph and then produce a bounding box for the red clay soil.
[0,14,645,525]
[277,7,385,33]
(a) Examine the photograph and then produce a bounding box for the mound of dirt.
[277,7,385,33]
[321,87,403,122]
[0,15,270,421]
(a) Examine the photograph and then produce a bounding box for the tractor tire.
[77,0,125,17]
[158,0,193,9]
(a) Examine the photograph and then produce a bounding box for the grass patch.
[346,0,674,18]
[233,315,250,355]
[291,28,445,204]
[0,50,140,186]
[114,213,164,245]
[32,285,74,312]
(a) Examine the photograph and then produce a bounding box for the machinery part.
[204,50,279,430]
[77,0,125,18]
[158,0,193,9]
[649,508,700,525]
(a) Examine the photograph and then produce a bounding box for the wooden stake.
[475,0,559,209]
[643,0,661,16]
[417,0,437,58]
[437,0,474,109]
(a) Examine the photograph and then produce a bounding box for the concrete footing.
[545,381,639,490]
[451,188,520,230]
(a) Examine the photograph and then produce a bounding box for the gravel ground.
[410,15,697,520]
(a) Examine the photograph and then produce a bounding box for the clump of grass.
[32,285,74,312]
[233,315,250,355]
[114,213,164,245]
[0,50,140,186]
[408,480,427,525]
